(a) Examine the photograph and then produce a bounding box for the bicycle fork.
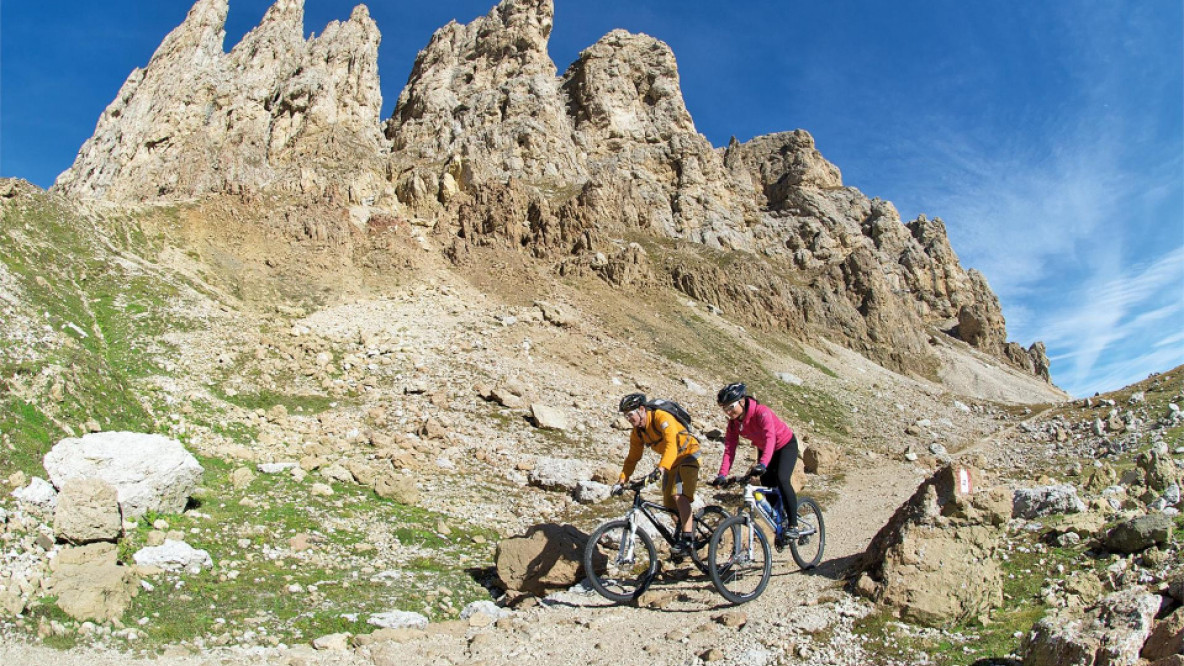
[617,510,640,564]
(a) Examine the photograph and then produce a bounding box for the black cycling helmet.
[618,392,646,413]
[717,382,747,406]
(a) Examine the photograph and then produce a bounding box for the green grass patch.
[23,597,81,650]
[0,400,58,477]
[114,454,499,650]
[851,531,1111,664]
[0,190,188,480]
[214,388,336,415]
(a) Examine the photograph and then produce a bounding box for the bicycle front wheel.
[708,514,771,605]
[789,497,825,570]
[690,505,730,572]
[584,519,658,603]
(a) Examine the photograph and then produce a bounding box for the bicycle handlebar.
[715,469,763,488]
[625,477,655,492]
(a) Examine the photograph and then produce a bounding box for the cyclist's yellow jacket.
[618,408,700,483]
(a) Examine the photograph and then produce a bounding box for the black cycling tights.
[758,434,799,527]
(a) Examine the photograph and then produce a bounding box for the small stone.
[715,611,747,628]
[312,633,350,651]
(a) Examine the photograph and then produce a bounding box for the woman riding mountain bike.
[709,382,803,547]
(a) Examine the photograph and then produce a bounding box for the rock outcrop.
[51,0,1055,386]
[46,543,139,622]
[53,478,122,544]
[494,523,587,596]
[853,465,1011,626]
[1022,587,1163,666]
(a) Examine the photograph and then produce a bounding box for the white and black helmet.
[716,382,747,406]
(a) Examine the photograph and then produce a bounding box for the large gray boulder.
[1022,587,1162,666]
[44,432,203,518]
[1013,484,1086,519]
[528,456,594,492]
[1104,513,1174,554]
[53,478,122,544]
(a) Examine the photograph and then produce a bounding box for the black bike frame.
[626,493,683,547]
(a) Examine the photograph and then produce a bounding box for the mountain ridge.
[50,0,1056,392]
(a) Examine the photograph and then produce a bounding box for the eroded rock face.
[50,0,1053,385]
[54,0,388,205]
[563,30,749,248]
[387,0,582,188]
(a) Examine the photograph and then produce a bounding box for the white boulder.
[12,477,58,517]
[133,539,212,574]
[368,610,429,630]
[44,432,203,518]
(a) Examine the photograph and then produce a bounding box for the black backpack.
[646,399,694,433]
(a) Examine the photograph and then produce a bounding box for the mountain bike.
[583,478,730,604]
[706,475,825,604]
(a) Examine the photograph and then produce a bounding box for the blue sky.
[2,0,1181,397]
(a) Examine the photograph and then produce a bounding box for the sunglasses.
[720,400,742,412]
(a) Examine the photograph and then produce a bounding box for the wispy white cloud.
[1019,248,1184,396]
[872,19,1184,397]
[1155,330,1184,349]
[896,117,1183,396]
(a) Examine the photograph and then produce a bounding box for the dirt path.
[1,454,926,666]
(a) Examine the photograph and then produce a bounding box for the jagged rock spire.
[50,0,1048,382]
[387,0,583,186]
[54,0,388,204]
[150,0,228,70]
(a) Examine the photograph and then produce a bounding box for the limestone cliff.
[54,0,390,205]
[51,0,1051,384]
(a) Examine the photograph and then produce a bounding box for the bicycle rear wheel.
[690,505,730,572]
[708,514,771,605]
[584,519,658,603]
[788,496,825,570]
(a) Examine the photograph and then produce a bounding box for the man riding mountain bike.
[613,392,701,557]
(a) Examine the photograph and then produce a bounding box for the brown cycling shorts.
[662,455,700,508]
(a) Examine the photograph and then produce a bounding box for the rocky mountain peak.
[153,0,228,69]
[387,0,579,187]
[51,0,1053,386]
[723,130,843,207]
[54,0,387,204]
